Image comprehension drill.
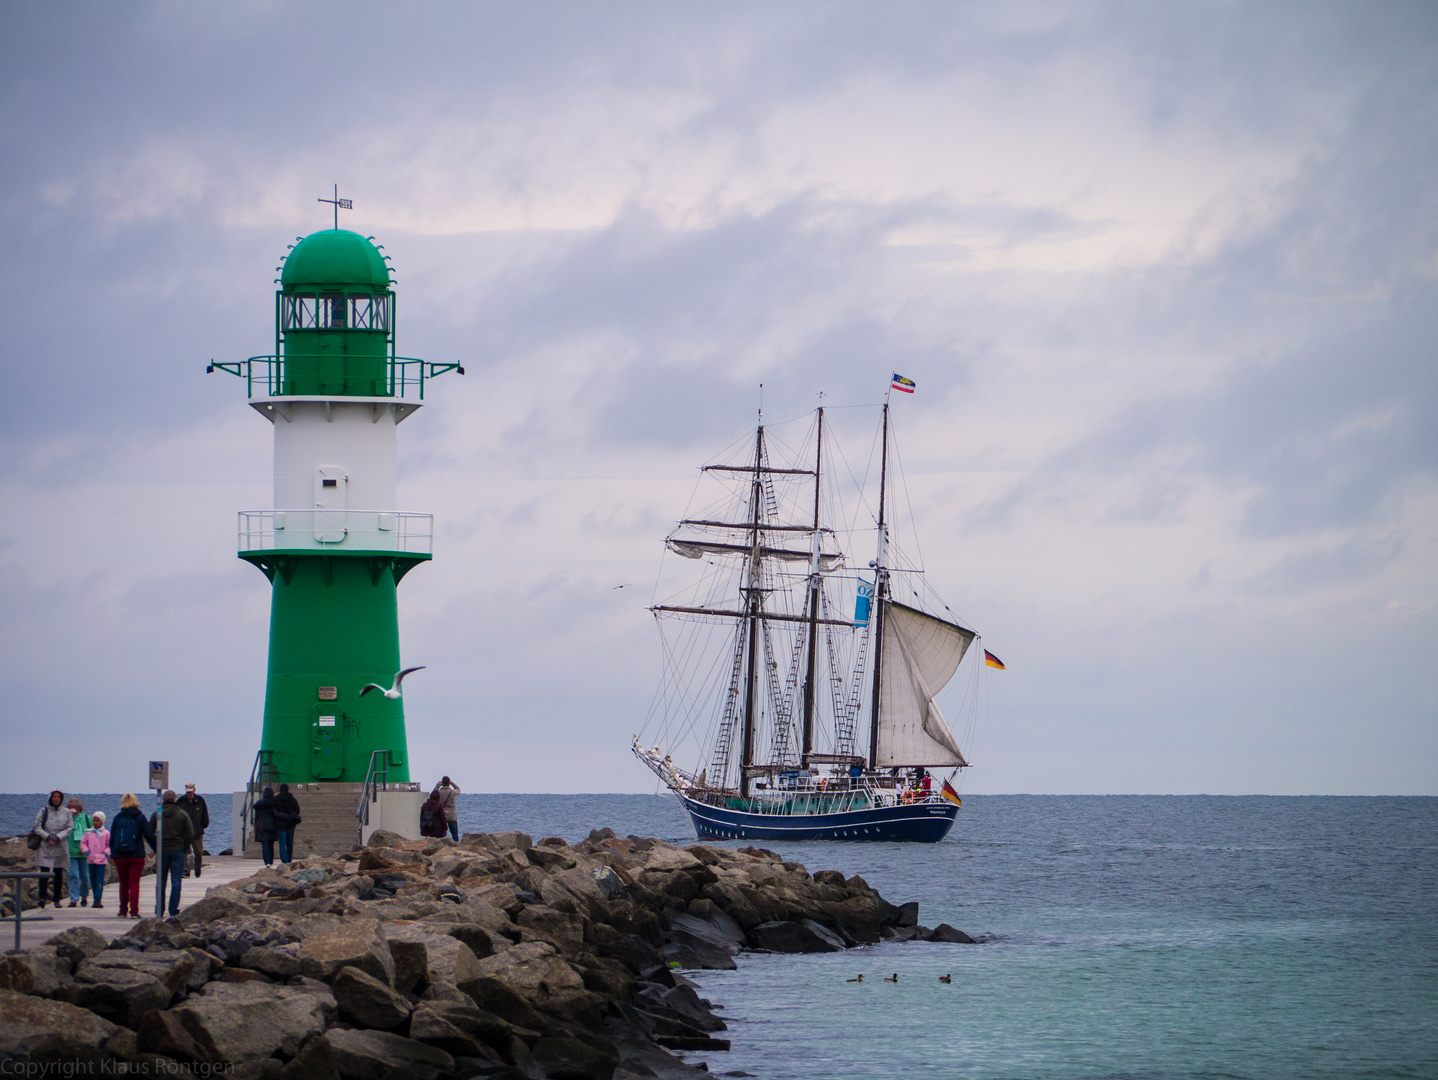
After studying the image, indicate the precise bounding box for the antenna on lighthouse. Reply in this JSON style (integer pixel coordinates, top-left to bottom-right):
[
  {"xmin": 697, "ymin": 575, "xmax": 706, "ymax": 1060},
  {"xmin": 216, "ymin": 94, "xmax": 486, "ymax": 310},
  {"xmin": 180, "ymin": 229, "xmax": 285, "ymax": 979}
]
[{"xmin": 317, "ymin": 184, "xmax": 353, "ymax": 230}]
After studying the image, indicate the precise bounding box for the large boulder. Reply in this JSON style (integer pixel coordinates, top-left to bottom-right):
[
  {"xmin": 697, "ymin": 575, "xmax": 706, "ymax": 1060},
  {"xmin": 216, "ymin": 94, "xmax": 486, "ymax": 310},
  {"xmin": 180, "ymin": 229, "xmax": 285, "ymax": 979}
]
[
  {"xmin": 407, "ymin": 1000, "xmax": 514, "ymax": 1059},
  {"xmin": 6, "ymin": 947, "xmax": 73, "ymax": 997},
  {"xmin": 332, "ymin": 966, "xmax": 413, "ymax": 1031},
  {"xmin": 298, "ymin": 917, "xmax": 394, "ymax": 985},
  {"xmin": 0, "ymin": 987, "xmax": 121, "ymax": 1059},
  {"xmin": 325, "ymin": 1028, "xmax": 456, "ymax": 1080},
  {"xmin": 48, "ymin": 925, "xmax": 108, "ymax": 969},
  {"xmin": 385, "ymin": 925, "xmax": 485, "ymax": 994},
  {"xmin": 929, "ymin": 923, "xmax": 977, "ymax": 944},
  {"xmin": 463, "ymin": 940, "xmax": 583, "ymax": 1002},
  {"xmin": 748, "ymin": 920, "xmax": 844, "ymax": 953},
  {"xmin": 238, "ymin": 945, "xmax": 303, "ymax": 980},
  {"xmin": 176, "ymin": 891, "xmax": 254, "ymax": 927},
  {"xmin": 79, "ymin": 948, "xmax": 195, "ymax": 996},
  {"xmin": 530, "ymin": 1035, "xmax": 619, "ymax": 1080},
  {"xmin": 137, "ymin": 1008, "xmax": 208, "ymax": 1063},
  {"xmin": 169, "ymin": 980, "xmax": 337, "ymax": 1062},
  {"xmin": 64, "ymin": 964, "xmax": 175, "ymax": 1028}
]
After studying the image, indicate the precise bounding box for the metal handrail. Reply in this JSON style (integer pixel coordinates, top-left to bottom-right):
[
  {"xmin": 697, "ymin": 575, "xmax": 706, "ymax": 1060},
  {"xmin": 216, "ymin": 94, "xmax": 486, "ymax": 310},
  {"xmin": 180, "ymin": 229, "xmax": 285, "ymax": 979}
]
[
  {"xmin": 239, "ymin": 750, "xmax": 276, "ymax": 854},
  {"xmin": 357, "ymin": 750, "xmax": 389, "ymax": 843},
  {"xmin": 208, "ymin": 355, "xmax": 462, "ymax": 400},
  {"xmin": 1, "ymin": 872, "xmax": 55, "ymax": 951}
]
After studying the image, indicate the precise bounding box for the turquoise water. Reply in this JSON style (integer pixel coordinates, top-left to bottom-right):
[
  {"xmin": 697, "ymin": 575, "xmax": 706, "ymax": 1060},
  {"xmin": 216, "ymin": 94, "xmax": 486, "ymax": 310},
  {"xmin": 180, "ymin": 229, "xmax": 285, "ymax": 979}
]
[{"xmin": 6, "ymin": 794, "xmax": 1434, "ymax": 1078}]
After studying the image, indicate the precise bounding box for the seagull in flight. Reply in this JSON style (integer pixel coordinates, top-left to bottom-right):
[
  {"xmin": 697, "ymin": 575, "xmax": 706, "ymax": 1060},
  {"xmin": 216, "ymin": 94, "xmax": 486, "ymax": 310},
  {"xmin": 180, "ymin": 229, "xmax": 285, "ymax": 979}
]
[{"xmin": 360, "ymin": 667, "xmax": 425, "ymax": 700}]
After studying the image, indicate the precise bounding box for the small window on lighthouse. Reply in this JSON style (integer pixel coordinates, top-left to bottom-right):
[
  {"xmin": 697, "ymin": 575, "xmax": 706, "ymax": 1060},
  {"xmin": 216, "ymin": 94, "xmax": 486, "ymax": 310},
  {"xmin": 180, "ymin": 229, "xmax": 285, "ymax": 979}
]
[{"xmin": 322, "ymin": 479, "xmax": 338, "ymax": 488}]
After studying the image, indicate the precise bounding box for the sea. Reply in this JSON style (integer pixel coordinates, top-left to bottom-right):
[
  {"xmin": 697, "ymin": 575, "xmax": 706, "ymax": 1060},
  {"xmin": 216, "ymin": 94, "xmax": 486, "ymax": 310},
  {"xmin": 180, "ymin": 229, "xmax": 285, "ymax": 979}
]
[{"xmin": 4, "ymin": 793, "xmax": 1435, "ymax": 1079}]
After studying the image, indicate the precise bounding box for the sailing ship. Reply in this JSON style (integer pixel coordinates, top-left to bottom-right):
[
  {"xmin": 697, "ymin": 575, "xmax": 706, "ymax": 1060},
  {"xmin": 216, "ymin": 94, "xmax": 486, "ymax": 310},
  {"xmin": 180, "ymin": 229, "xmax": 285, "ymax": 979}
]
[{"xmin": 633, "ymin": 389, "xmax": 989, "ymax": 842}]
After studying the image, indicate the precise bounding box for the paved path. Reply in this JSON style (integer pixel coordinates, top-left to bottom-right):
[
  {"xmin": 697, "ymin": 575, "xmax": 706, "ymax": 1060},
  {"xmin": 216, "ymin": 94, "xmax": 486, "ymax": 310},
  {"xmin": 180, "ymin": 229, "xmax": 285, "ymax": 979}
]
[{"xmin": 11, "ymin": 855, "xmax": 262, "ymax": 949}]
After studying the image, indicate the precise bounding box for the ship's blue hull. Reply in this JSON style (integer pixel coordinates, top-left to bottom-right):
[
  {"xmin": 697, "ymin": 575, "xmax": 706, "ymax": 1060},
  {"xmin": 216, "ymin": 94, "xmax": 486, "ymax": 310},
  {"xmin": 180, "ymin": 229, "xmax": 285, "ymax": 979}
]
[{"xmin": 679, "ymin": 793, "xmax": 958, "ymax": 843}]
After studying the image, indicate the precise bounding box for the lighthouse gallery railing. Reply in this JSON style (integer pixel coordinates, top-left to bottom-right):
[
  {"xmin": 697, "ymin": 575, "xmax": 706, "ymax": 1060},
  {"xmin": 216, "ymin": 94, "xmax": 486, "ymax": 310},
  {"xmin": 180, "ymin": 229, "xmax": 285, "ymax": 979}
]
[
  {"xmin": 208, "ymin": 355, "xmax": 462, "ymax": 400},
  {"xmin": 238, "ymin": 510, "xmax": 433, "ymax": 554}
]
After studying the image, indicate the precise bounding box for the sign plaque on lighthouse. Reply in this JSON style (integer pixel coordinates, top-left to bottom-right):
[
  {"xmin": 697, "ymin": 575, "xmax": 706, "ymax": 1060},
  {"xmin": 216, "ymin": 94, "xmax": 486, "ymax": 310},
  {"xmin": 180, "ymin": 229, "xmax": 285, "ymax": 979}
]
[{"xmin": 212, "ymin": 198, "xmax": 461, "ymax": 855}]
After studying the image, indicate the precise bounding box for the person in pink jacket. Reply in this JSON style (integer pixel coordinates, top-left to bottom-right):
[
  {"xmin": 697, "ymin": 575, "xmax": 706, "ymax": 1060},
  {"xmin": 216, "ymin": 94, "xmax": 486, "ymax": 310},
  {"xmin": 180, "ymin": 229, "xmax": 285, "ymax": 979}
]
[{"xmin": 80, "ymin": 812, "xmax": 111, "ymax": 910}]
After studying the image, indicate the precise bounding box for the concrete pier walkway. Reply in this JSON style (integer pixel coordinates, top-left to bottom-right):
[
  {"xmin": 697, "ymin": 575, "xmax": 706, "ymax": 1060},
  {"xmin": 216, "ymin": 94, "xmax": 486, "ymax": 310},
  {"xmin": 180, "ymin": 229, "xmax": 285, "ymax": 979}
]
[{"xmin": 13, "ymin": 855, "xmax": 260, "ymax": 950}]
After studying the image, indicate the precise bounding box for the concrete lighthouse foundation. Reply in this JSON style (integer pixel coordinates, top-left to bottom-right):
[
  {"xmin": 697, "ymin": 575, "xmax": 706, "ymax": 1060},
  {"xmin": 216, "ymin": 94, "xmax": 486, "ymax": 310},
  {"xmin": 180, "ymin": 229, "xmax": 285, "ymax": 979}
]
[{"xmin": 212, "ymin": 225, "xmax": 461, "ymax": 856}]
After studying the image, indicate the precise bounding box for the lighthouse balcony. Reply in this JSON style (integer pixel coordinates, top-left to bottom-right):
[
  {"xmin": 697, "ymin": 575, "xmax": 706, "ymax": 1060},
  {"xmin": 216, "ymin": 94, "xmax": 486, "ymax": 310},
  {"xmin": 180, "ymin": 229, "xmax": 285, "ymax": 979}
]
[
  {"xmin": 238, "ymin": 509, "xmax": 433, "ymax": 554},
  {"xmin": 210, "ymin": 355, "xmax": 462, "ymax": 400}
]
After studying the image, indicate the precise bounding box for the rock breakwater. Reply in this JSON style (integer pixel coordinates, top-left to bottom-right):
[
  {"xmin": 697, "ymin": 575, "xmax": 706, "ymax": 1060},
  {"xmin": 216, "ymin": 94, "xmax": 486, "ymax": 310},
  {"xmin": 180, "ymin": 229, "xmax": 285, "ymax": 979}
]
[{"xmin": 0, "ymin": 827, "xmax": 973, "ymax": 1078}]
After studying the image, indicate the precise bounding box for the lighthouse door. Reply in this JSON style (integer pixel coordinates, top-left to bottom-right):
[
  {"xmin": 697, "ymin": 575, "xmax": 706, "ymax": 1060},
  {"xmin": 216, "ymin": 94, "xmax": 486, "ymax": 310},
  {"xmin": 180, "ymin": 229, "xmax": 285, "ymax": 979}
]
[
  {"xmin": 314, "ymin": 466, "xmax": 348, "ymax": 543},
  {"xmin": 311, "ymin": 708, "xmax": 346, "ymax": 780}
]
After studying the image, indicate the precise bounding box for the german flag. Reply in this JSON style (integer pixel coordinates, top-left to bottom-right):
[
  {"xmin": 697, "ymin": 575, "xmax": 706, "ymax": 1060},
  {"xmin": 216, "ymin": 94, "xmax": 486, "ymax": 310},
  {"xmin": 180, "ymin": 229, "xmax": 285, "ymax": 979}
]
[
  {"xmin": 941, "ymin": 781, "xmax": 962, "ymax": 807},
  {"xmin": 984, "ymin": 650, "xmax": 1005, "ymax": 670}
]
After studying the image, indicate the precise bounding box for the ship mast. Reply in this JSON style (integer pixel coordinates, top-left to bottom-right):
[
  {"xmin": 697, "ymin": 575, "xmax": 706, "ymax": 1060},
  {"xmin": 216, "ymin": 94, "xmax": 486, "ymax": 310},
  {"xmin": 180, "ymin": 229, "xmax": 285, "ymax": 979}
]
[
  {"xmin": 739, "ymin": 423, "xmax": 765, "ymax": 797},
  {"xmin": 800, "ymin": 407, "xmax": 823, "ymax": 764},
  {"xmin": 867, "ymin": 400, "xmax": 890, "ymax": 769}
]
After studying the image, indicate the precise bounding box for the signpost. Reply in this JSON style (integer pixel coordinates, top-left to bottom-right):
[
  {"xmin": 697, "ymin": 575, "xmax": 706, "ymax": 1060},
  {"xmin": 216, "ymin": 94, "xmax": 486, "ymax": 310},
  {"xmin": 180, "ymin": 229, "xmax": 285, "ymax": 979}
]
[{"xmin": 150, "ymin": 761, "xmax": 168, "ymax": 917}]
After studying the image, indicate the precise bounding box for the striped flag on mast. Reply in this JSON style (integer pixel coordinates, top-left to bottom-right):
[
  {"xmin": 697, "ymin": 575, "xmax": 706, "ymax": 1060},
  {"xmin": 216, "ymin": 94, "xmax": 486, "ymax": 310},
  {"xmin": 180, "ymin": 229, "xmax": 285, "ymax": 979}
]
[{"xmin": 891, "ymin": 373, "xmax": 916, "ymax": 393}]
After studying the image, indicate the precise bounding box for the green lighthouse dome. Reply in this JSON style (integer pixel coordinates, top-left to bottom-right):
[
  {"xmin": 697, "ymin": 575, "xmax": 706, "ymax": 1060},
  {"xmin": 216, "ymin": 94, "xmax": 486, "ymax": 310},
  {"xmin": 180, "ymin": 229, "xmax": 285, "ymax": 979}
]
[{"xmin": 281, "ymin": 229, "xmax": 390, "ymax": 291}]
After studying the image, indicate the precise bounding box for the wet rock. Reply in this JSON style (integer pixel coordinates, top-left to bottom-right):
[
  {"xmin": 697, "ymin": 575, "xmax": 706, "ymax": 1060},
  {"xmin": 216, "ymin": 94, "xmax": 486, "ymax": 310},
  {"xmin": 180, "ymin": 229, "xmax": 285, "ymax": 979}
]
[
  {"xmin": 531, "ymin": 1034, "xmax": 620, "ymax": 1080},
  {"xmin": 929, "ymin": 923, "xmax": 977, "ymax": 944},
  {"xmin": 656, "ymin": 941, "xmax": 736, "ymax": 971},
  {"xmin": 748, "ymin": 920, "xmax": 844, "ymax": 954},
  {"xmin": 298, "ymin": 916, "xmax": 395, "ymax": 985},
  {"xmin": 667, "ymin": 910, "xmax": 746, "ymax": 955},
  {"xmin": 456, "ymin": 976, "xmax": 554, "ymax": 1034},
  {"xmin": 0, "ymin": 987, "xmax": 121, "ymax": 1058},
  {"xmin": 326, "ymin": 1027, "xmax": 456, "ymax": 1080},
  {"xmin": 896, "ymin": 901, "xmax": 919, "ymax": 927},
  {"xmin": 169, "ymin": 979, "xmax": 337, "ymax": 1062},
  {"xmin": 654, "ymin": 985, "xmax": 725, "ymax": 1033}
]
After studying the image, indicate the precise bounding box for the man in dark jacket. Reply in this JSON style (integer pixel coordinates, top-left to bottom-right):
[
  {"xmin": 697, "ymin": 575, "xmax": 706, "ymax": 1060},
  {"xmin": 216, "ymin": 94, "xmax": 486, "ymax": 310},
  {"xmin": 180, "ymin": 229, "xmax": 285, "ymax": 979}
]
[
  {"xmin": 178, "ymin": 783, "xmax": 210, "ymax": 877},
  {"xmin": 148, "ymin": 790, "xmax": 195, "ymax": 918},
  {"xmin": 274, "ymin": 784, "xmax": 302, "ymax": 864}
]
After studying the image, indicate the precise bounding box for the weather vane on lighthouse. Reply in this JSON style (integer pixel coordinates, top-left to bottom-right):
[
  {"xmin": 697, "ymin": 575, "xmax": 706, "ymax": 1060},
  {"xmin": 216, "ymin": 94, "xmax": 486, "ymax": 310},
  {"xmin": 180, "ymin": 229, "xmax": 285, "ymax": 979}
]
[{"xmin": 317, "ymin": 184, "xmax": 352, "ymax": 230}]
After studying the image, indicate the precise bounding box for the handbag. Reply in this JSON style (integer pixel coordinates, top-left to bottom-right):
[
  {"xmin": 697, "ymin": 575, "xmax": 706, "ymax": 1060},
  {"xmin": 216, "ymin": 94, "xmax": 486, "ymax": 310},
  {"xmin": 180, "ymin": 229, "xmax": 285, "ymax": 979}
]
[{"xmin": 26, "ymin": 832, "xmax": 42, "ymax": 851}]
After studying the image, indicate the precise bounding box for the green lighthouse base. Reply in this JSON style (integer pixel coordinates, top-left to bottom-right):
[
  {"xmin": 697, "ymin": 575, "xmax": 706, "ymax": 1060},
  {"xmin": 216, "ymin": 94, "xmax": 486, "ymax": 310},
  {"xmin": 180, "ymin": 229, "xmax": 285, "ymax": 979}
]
[{"xmin": 242, "ymin": 550, "xmax": 428, "ymax": 785}]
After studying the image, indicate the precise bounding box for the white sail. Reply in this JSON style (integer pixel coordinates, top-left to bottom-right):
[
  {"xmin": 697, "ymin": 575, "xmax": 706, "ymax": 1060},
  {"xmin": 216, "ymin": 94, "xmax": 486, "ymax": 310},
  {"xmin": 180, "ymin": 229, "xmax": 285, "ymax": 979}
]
[{"xmin": 875, "ymin": 602, "xmax": 975, "ymax": 767}]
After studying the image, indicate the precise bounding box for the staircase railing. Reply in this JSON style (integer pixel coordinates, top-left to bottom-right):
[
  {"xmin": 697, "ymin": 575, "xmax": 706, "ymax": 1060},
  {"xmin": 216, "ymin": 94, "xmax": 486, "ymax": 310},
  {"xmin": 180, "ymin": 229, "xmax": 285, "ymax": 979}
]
[
  {"xmin": 239, "ymin": 750, "xmax": 277, "ymax": 854},
  {"xmin": 356, "ymin": 750, "xmax": 389, "ymax": 844}
]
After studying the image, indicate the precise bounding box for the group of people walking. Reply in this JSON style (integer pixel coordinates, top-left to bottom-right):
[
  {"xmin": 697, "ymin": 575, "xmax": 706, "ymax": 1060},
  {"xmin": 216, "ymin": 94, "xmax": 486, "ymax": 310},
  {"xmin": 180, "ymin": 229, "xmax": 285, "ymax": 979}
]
[{"xmin": 29, "ymin": 785, "xmax": 210, "ymax": 919}]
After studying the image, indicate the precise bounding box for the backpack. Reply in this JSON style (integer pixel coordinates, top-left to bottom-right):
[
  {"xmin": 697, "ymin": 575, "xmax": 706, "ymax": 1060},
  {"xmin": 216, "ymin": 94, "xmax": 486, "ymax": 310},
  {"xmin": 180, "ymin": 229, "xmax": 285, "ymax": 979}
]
[
  {"xmin": 112, "ymin": 813, "xmax": 140, "ymax": 856},
  {"xmin": 420, "ymin": 804, "xmax": 438, "ymax": 835}
]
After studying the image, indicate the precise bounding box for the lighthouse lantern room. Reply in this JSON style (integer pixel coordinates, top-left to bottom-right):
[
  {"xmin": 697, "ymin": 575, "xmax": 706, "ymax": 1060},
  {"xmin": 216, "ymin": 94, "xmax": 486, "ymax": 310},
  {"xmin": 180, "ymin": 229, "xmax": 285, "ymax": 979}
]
[{"xmin": 211, "ymin": 218, "xmax": 460, "ymax": 856}]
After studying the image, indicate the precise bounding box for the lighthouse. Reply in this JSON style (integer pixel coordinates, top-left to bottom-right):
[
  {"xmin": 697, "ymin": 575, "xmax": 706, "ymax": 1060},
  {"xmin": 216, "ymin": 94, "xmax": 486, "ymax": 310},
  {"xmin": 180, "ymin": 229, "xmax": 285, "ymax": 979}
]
[{"xmin": 212, "ymin": 214, "xmax": 460, "ymax": 854}]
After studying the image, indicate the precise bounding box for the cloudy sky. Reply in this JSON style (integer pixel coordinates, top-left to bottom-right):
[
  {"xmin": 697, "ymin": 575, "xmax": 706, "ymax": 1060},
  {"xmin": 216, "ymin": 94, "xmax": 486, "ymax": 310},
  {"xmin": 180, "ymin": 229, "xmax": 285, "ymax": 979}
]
[{"xmin": 1, "ymin": 2, "xmax": 1433, "ymax": 796}]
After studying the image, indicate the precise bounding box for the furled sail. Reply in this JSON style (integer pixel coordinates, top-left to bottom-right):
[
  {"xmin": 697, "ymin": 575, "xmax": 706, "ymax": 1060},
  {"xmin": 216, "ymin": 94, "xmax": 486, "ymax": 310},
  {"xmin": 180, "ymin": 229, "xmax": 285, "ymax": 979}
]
[
  {"xmin": 874, "ymin": 601, "xmax": 975, "ymax": 767},
  {"xmin": 667, "ymin": 538, "xmax": 842, "ymax": 570}
]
